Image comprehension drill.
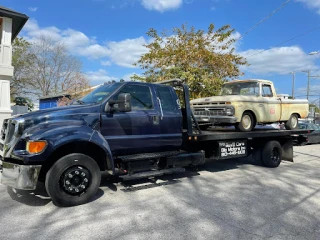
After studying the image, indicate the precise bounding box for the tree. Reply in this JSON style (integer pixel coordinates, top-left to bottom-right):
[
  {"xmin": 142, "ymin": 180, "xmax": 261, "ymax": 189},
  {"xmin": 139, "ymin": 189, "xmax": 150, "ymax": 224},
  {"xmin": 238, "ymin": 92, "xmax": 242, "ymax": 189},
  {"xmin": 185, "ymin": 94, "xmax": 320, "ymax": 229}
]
[
  {"xmin": 25, "ymin": 36, "xmax": 90, "ymax": 98},
  {"xmin": 11, "ymin": 37, "xmax": 36, "ymax": 99},
  {"xmin": 133, "ymin": 23, "xmax": 248, "ymax": 97},
  {"xmin": 12, "ymin": 36, "xmax": 90, "ymax": 101},
  {"xmin": 14, "ymin": 97, "xmax": 34, "ymax": 111}
]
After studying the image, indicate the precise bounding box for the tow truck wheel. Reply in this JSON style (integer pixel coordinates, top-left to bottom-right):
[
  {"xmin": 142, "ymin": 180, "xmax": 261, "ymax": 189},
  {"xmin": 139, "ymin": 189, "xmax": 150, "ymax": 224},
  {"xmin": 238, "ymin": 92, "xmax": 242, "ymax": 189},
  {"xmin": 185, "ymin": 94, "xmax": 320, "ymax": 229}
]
[
  {"xmin": 262, "ymin": 141, "xmax": 282, "ymax": 168},
  {"xmin": 285, "ymin": 114, "xmax": 299, "ymax": 130},
  {"xmin": 45, "ymin": 153, "xmax": 101, "ymax": 207},
  {"xmin": 235, "ymin": 112, "xmax": 255, "ymax": 132}
]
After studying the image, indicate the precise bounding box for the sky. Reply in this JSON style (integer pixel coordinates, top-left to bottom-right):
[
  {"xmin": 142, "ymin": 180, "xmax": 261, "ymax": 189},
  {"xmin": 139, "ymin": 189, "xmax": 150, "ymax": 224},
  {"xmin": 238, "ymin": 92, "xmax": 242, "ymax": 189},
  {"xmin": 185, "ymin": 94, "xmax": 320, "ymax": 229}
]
[{"xmin": 4, "ymin": 0, "xmax": 320, "ymax": 103}]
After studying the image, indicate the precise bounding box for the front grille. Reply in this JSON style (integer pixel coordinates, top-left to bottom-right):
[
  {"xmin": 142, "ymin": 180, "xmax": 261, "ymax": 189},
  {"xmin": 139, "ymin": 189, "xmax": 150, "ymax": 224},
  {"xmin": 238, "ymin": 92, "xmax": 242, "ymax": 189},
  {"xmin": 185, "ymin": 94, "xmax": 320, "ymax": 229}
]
[
  {"xmin": 192, "ymin": 102, "xmax": 226, "ymax": 106},
  {"xmin": 1, "ymin": 119, "xmax": 8, "ymax": 141},
  {"xmin": 0, "ymin": 119, "xmax": 15, "ymax": 144},
  {"xmin": 194, "ymin": 108, "xmax": 227, "ymax": 116}
]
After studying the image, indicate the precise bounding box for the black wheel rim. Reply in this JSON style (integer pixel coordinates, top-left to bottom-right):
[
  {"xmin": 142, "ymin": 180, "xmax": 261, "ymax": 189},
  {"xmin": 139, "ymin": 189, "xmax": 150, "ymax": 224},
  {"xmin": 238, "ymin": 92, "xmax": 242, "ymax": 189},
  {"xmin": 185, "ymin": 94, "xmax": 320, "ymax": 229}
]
[
  {"xmin": 270, "ymin": 147, "xmax": 280, "ymax": 164},
  {"xmin": 60, "ymin": 166, "xmax": 91, "ymax": 196}
]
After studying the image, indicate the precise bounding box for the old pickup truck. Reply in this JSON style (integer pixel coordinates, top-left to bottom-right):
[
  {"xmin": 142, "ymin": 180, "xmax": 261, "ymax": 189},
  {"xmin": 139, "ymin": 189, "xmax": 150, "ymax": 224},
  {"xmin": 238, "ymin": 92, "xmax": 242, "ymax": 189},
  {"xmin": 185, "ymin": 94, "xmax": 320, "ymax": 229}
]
[{"xmin": 190, "ymin": 79, "xmax": 309, "ymax": 131}]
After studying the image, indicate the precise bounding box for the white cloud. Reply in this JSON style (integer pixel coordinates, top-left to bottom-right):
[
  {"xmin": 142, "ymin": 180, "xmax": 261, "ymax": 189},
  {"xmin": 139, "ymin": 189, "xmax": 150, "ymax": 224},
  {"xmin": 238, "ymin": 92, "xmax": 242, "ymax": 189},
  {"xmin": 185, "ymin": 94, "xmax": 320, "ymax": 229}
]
[
  {"xmin": 28, "ymin": 7, "xmax": 38, "ymax": 12},
  {"xmin": 295, "ymin": 0, "xmax": 320, "ymax": 14},
  {"xmin": 101, "ymin": 60, "xmax": 112, "ymax": 66},
  {"xmin": 22, "ymin": 19, "xmax": 145, "ymax": 67},
  {"xmin": 85, "ymin": 69, "xmax": 117, "ymax": 84},
  {"xmin": 239, "ymin": 46, "xmax": 319, "ymax": 75},
  {"xmin": 106, "ymin": 37, "xmax": 149, "ymax": 68},
  {"xmin": 141, "ymin": 0, "xmax": 182, "ymax": 12}
]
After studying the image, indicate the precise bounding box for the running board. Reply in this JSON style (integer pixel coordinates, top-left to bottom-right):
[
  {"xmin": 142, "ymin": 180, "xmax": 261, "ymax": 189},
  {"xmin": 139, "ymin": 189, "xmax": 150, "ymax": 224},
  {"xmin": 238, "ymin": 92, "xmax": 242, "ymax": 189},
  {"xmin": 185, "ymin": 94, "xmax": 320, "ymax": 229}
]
[
  {"xmin": 120, "ymin": 151, "xmax": 181, "ymax": 162},
  {"xmin": 120, "ymin": 168, "xmax": 185, "ymax": 181}
]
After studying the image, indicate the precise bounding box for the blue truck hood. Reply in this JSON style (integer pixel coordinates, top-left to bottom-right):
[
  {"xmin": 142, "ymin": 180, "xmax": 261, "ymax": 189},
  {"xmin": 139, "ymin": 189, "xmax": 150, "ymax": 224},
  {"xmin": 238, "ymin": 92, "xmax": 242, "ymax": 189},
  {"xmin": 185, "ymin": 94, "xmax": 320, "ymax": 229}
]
[{"xmin": 13, "ymin": 104, "xmax": 101, "ymax": 130}]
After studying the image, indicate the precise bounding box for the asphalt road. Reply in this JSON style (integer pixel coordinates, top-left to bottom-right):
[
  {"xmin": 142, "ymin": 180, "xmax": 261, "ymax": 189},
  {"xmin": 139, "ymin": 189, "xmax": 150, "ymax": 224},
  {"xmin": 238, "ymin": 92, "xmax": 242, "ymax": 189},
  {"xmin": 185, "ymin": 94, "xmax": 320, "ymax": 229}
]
[{"xmin": 1, "ymin": 145, "xmax": 320, "ymax": 240}]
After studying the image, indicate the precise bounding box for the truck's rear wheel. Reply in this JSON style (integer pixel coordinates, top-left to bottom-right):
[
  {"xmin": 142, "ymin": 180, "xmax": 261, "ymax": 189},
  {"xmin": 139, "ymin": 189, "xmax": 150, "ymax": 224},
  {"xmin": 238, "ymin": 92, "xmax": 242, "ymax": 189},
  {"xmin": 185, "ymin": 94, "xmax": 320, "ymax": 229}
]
[
  {"xmin": 262, "ymin": 141, "xmax": 282, "ymax": 168},
  {"xmin": 285, "ymin": 114, "xmax": 299, "ymax": 130},
  {"xmin": 235, "ymin": 112, "xmax": 255, "ymax": 132},
  {"xmin": 45, "ymin": 153, "xmax": 101, "ymax": 207}
]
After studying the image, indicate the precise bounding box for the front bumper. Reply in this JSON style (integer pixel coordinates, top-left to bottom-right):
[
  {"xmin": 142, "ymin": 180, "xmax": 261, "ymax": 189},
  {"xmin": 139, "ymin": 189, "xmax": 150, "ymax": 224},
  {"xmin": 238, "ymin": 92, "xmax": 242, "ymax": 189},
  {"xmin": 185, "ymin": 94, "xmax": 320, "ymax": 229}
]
[
  {"xmin": 0, "ymin": 159, "xmax": 41, "ymax": 190},
  {"xmin": 194, "ymin": 115, "xmax": 237, "ymax": 124}
]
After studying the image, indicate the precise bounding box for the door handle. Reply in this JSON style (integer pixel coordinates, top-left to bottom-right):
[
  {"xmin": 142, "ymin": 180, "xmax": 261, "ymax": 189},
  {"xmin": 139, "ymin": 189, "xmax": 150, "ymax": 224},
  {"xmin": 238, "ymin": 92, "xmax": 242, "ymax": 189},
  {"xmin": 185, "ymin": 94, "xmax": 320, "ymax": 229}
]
[{"xmin": 149, "ymin": 115, "xmax": 160, "ymax": 125}]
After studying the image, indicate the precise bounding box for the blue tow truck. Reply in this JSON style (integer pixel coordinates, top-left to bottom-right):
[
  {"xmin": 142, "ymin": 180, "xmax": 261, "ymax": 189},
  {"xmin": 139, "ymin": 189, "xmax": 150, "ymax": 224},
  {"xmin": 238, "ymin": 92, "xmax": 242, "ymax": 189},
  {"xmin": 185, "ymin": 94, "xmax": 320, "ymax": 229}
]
[{"xmin": 0, "ymin": 79, "xmax": 303, "ymax": 206}]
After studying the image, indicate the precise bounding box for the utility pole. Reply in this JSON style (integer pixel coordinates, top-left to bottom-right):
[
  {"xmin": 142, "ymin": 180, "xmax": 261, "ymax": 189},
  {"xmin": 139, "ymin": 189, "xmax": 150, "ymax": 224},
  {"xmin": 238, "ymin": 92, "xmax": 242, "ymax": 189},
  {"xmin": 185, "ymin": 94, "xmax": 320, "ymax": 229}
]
[
  {"xmin": 302, "ymin": 70, "xmax": 311, "ymax": 101},
  {"xmin": 307, "ymin": 70, "xmax": 310, "ymax": 101},
  {"xmin": 290, "ymin": 71, "xmax": 295, "ymax": 99}
]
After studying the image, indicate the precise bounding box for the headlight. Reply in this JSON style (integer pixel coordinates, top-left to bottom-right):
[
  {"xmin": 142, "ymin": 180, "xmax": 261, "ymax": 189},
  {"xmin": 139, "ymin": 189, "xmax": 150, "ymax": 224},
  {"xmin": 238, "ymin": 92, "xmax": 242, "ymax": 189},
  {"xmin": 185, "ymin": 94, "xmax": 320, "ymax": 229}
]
[{"xmin": 226, "ymin": 108, "xmax": 234, "ymax": 116}]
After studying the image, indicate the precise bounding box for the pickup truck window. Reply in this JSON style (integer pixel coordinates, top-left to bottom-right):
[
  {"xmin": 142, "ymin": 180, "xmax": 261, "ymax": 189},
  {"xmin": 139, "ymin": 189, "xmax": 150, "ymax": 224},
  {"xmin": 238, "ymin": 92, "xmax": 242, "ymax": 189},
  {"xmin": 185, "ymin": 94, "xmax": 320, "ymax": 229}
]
[
  {"xmin": 220, "ymin": 82, "xmax": 259, "ymax": 96},
  {"xmin": 262, "ymin": 84, "xmax": 273, "ymax": 97},
  {"xmin": 113, "ymin": 85, "xmax": 153, "ymax": 110},
  {"xmin": 78, "ymin": 83, "xmax": 122, "ymax": 104},
  {"xmin": 156, "ymin": 86, "xmax": 176, "ymax": 111}
]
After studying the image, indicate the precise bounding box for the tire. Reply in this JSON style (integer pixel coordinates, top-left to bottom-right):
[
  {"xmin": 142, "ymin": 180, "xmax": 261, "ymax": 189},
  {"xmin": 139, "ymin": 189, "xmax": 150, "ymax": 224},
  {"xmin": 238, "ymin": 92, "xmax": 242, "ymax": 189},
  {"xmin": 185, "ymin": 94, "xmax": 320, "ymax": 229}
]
[
  {"xmin": 261, "ymin": 141, "xmax": 282, "ymax": 168},
  {"xmin": 235, "ymin": 112, "xmax": 255, "ymax": 132},
  {"xmin": 285, "ymin": 114, "xmax": 299, "ymax": 130},
  {"xmin": 45, "ymin": 153, "xmax": 101, "ymax": 207}
]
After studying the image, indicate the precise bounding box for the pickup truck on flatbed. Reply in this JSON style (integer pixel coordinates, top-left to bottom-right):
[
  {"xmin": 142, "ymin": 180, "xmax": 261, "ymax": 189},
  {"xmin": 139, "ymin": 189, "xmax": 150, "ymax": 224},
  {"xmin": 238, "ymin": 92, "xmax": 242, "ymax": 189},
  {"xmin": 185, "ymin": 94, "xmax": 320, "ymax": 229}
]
[
  {"xmin": 190, "ymin": 79, "xmax": 309, "ymax": 131},
  {"xmin": 0, "ymin": 79, "xmax": 306, "ymax": 206}
]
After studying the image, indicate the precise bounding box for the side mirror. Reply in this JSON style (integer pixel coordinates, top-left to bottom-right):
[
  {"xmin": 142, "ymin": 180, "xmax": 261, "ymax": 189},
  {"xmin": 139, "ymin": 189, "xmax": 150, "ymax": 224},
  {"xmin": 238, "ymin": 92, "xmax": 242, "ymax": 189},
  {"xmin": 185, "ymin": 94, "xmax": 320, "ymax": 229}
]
[
  {"xmin": 105, "ymin": 99, "xmax": 116, "ymax": 113},
  {"xmin": 118, "ymin": 93, "xmax": 131, "ymax": 112}
]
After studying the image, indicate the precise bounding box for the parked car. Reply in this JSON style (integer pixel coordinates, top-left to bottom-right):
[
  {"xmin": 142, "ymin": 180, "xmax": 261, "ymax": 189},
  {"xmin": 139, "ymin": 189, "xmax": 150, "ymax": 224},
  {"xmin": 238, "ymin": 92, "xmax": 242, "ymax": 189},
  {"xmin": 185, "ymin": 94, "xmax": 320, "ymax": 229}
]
[
  {"xmin": 294, "ymin": 122, "xmax": 320, "ymax": 145},
  {"xmin": 190, "ymin": 79, "xmax": 309, "ymax": 131}
]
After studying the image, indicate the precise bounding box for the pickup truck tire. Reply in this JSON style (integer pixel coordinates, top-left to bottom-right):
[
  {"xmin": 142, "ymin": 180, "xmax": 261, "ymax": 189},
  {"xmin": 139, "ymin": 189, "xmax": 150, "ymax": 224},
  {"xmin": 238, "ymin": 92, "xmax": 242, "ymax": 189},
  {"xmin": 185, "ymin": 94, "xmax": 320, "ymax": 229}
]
[
  {"xmin": 45, "ymin": 153, "xmax": 101, "ymax": 207},
  {"xmin": 285, "ymin": 114, "xmax": 299, "ymax": 130},
  {"xmin": 235, "ymin": 112, "xmax": 255, "ymax": 132},
  {"xmin": 261, "ymin": 141, "xmax": 282, "ymax": 168}
]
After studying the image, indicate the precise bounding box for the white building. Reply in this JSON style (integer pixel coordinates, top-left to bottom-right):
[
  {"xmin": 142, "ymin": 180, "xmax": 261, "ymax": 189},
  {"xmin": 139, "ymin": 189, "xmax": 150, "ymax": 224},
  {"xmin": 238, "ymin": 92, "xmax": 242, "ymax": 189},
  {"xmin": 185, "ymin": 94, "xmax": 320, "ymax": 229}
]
[{"xmin": 0, "ymin": 6, "xmax": 28, "ymax": 126}]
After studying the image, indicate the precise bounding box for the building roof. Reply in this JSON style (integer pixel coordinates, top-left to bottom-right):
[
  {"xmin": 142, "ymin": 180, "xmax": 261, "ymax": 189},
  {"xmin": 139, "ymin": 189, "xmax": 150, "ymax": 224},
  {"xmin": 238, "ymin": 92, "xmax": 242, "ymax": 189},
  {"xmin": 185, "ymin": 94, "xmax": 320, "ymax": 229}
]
[
  {"xmin": 0, "ymin": 6, "xmax": 29, "ymax": 41},
  {"xmin": 39, "ymin": 94, "xmax": 71, "ymax": 100}
]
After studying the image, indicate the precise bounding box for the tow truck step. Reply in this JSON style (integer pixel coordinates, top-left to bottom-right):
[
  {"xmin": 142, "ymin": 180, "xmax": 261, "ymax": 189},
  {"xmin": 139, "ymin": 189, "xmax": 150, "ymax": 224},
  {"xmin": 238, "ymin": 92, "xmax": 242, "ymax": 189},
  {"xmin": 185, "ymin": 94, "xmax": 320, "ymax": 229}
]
[
  {"xmin": 120, "ymin": 151, "xmax": 181, "ymax": 162},
  {"xmin": 120, "ymin": 167, "xmax": 185, "ymax": 181}
]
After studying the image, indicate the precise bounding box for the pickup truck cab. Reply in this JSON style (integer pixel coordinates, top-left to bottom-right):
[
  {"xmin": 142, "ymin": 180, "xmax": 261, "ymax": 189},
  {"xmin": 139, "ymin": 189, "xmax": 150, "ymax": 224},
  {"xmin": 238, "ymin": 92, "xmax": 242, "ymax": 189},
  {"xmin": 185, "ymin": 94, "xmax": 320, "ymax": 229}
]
[
  {"xmin": 0, "ymin": 79, "xmax": 306, "ymax": 207},
  {"xmin": 190, "ymin": 79, "xmax": 309, "ymax": 131}
]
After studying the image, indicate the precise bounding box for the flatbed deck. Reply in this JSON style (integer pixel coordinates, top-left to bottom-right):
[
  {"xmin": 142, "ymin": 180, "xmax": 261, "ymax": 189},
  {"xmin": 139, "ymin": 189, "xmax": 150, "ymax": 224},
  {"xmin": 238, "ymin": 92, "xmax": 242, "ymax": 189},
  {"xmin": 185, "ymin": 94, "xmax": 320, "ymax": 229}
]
[{"xmin": 188, "ymin": 129, "xmax": 308, "ymax": 142}]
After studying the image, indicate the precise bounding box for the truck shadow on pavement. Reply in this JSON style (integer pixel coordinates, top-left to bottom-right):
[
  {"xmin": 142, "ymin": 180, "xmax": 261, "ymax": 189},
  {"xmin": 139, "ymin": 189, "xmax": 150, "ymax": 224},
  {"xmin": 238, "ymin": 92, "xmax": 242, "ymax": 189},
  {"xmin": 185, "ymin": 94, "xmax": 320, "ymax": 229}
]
[
  {"xmin": 6, "ymin": 182, "xmax": 105, "ymax": 207},
  {"xmin": 6, "ymin": 157, "xmax": 254, "ymax": 206},
  {"xmin": 100, "ymin": 157, "xmax": 254, "ymax": 193}
]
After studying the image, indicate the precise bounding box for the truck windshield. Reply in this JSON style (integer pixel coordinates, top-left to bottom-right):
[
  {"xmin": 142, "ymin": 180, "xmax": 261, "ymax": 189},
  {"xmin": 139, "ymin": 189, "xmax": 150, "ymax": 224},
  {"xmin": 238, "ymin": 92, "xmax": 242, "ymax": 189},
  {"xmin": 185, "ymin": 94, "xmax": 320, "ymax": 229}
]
[
  {"xmin": 76, "ymin": 83, "xmax": 122, "ymax": 104},
  {"xmin": 220, "ymin": 82, "xmax": 260, "ymax": 96}
]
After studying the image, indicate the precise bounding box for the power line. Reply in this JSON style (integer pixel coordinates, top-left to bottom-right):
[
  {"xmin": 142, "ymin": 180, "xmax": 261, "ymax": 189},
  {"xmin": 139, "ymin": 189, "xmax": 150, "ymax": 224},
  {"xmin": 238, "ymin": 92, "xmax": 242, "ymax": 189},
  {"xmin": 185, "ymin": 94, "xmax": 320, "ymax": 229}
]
[
  {"xmin": 238, "ymin": 0, "xmax": 291, "ymax": 40},
  {"xmin": 246, "ymin": 25, "xmax": 320, "ymax": 58}
]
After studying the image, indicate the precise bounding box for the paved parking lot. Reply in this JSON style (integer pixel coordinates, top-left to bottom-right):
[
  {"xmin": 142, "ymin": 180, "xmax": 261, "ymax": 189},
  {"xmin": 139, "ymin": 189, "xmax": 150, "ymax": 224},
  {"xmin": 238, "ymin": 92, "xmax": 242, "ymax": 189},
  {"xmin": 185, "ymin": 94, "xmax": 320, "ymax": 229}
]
[{"xmin": 1, "ymin": 145, "xmax": 320, "ymax": 240}]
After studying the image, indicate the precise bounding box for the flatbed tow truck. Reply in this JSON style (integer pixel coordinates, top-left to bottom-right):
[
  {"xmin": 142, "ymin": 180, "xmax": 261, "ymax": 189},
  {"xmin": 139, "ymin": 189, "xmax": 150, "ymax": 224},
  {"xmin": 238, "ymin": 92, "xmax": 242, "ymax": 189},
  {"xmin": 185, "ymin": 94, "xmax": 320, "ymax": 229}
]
[{"xmin": 0, "ymin": 79, "xmax": 306, "ymax": 206}]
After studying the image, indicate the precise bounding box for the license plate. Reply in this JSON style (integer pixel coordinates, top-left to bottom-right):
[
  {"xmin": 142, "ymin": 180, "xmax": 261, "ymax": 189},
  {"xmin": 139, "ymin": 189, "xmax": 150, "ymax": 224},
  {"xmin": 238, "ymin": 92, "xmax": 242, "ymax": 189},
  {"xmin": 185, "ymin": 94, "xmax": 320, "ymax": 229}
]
[{"xmin": 218, "ymin": 140, "xmax": 247, "ymax": 159}]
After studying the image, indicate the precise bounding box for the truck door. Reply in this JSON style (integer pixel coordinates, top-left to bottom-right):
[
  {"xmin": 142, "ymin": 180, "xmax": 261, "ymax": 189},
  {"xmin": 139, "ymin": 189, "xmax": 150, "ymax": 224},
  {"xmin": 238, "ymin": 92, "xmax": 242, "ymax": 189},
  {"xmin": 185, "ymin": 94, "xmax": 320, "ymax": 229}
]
[
  {"xmin": 101, "ymin": 84, "xmax": 161, "ymax": 155},
  {"xmin": 261, "ymin": 84, "xmax": 281, "ymax": 122},
  {"xmin": 155, "ymin": 85, "xmax": 182, "ymax": 151}
]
